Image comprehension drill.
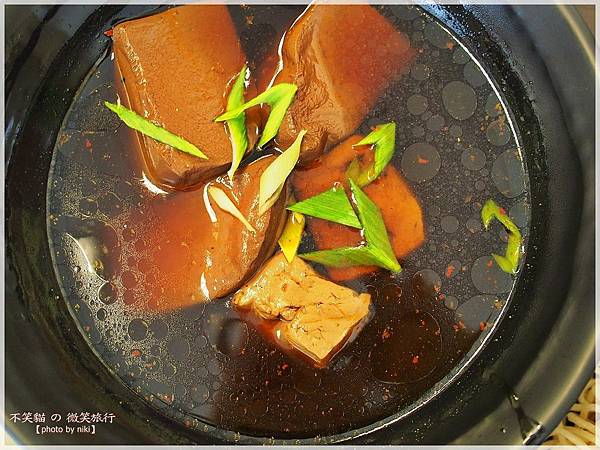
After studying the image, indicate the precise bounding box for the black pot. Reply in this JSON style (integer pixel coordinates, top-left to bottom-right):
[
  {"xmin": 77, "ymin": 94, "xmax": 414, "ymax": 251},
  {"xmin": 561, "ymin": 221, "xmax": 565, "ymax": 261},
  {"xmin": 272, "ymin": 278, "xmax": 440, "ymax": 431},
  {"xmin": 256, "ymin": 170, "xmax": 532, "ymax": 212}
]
[{"xmin": 5, "ymin": 4, "xmax": 594, "ymax": 445}]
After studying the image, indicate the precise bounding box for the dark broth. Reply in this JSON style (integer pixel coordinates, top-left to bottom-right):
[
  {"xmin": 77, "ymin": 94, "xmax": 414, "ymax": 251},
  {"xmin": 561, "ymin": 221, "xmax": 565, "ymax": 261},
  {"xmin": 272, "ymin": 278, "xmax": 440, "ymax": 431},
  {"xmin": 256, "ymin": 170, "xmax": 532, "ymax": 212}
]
[{"xmin": 47, "ymin": 4, "xmax": 530, "ymax": 440}]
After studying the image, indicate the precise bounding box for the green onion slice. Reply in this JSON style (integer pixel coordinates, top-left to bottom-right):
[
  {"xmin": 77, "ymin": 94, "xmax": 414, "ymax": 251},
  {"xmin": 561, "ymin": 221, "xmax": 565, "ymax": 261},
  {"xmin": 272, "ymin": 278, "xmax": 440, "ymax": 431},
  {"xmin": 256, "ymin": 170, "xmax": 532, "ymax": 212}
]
[
  {"xmin": 215, "ymin": 83, "xmax": 297, "ymax": 148},
  {"xmin": 481, "ymin": 199, "xmax": 522, "ymax": 274},
  {"xmin": 104, "ymin": 101, "xmax": 207, "ymax": 159}
]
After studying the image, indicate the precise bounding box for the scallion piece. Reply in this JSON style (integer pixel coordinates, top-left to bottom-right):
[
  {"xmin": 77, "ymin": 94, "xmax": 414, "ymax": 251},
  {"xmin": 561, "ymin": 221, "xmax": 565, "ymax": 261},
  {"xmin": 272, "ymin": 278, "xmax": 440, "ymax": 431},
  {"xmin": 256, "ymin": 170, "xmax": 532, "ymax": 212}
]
[
  {"xmin": 226, "ymin": 65, "xmax": 249, "ymax": 180},
  {"xmin": 481, "ymin": 199, "xmax": 522, "ymax": 274},
  {"xmin": 346, "ymin": 122, "xmax": 396, "ymax": 187},
  {"xmin": 349, "ymin": 179, "xmax": 400, "ymax": 271},
  {"xmin": 208, "ymin": 186, "xmax": 256, "ymax": 233},
  {"xmin": 258, "ymin": 130, "xmax": 306, "ymax": 215},
  {"xmin": 278, "ymin": 211, "xmax": 306, "ymax": 263},
  {"xmin": 104, "ymin": 101, "xmax": 207, "ymax": 159},
  {"xmin": 215, "ymin": 83, "xmax": 297, "ymax": 148},
  {"xmin": 300, "ymin": 180, "xmax": 401, "ymax": 272},
  {"xmin": 287, "ymin": 185, "xmax": 361, "ymax": 229}
]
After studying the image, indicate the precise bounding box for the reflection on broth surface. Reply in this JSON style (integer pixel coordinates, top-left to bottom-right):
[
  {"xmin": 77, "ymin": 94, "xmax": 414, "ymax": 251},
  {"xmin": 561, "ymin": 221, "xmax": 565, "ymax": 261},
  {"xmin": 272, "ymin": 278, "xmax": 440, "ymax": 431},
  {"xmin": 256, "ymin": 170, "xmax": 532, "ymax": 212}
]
[{"xmin": 47, "ymin": 4, "xmax": 530, "ymax": 439}]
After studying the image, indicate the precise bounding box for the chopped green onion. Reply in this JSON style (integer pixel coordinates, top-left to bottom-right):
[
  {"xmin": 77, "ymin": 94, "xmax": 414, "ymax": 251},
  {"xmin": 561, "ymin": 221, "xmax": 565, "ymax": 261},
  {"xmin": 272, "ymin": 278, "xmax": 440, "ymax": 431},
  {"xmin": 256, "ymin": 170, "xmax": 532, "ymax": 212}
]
[
  {"xmin": 348, "ymin": 179, "xmax": 400, "ymax": 272},
  {"xmin": 300, "ymin": 246, "xmax": 381, "ymax": 268},
  {"xmin": 208, "ymin": 186, "xmax": 256, "ymax": 233},
  {"xmin": 215, "ymin": 83, "xmax": 297, "ymax": 148},
  {"xmin": 287, "ymin": 185, "xmax": 361, "ymax": 229},
  {"xmin": 481, "ymin": 199, "xmax": 522, "ymax": 274},
  {"xmin": 278, "ymin": 211, "xmax": 305, "ymax": 263},
  {"xmin": 104, "ymin": 101, "xmax": 207, "ymax": 159},
  {"xmin": 226, "ymin": 65, "xmax": 249, "ymax": 180},
  {"xmin": 300, "ymin": 180, "xmax": 401, "ymax": 272},
  {"xmin": 258, "ymin": 130, "xmax": 306, "ymax": 216},
  {"xmin": 346, "ymin": 122, "xmax": 396, "ymax": 187}
]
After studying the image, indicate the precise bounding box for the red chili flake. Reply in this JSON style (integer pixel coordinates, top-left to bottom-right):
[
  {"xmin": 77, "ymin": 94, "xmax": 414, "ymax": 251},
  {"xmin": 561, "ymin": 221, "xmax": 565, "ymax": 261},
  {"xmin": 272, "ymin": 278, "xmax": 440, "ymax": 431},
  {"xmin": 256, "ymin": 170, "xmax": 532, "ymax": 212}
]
[
  {"xmin": 446, "ymin": 42, "xmax": 455, "ymax": 50},
  {"xmin": 417, "ymin": 156, "xmax": 429, "ymax": 164},
  {"xmin": 479, "ymin": 322, "xmax": 487, "ymax": 331},
  {"xmin": 412, "ymin": 355, "xmax": 419, "ymax": 364},
  {"xmin": 84, "ymin": 139, "xmax": 93, "ymax": 150},
  {"xmin": 499, "ymin": 207, "xmax": 507, "ymax": 215},
  {"xmin": 438, "ymin": 293, "xmax": 446, "ymax": 301},
  {"xmin": 382, "ymin": 328, "xmax": 392, "ymax": 341},
  {"xmin": 103, "ymin": 29, "xmax": 113, "ymax": 37},
  {"xmin": 458, "ymin": 320, "xmax": 466, "ymax": 330},
  {"xmin": 281, "ymin": 363, "xmax": 289, "ymax": 370},
  {"xmin": 452, "ymin": 324, "xmax": 460, "ymax": 332},
  {"xmin": 446, "ymin": 264, "xmax": 455, "ymax": 278},
  {"xmin": 131, "ymin": 349, "xmax": 141, "ymax": 357},
  {"xmin": 487, "ymin": 259, "xmax": 494, "ymax": 268}
]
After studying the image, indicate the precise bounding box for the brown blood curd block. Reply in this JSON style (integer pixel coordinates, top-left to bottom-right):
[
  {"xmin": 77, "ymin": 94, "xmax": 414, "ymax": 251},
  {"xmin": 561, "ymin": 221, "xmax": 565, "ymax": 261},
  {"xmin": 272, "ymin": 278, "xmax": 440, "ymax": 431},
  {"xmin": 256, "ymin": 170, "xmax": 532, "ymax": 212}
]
[
  {"xmin": 112, "ymin": 5, "xmax": 261, "ymax": 191},
  {"xmin": 133, "ymin": 155, "xmax": 286, "ymax": 312},
  {"xmin": 259, "ymin": 4, "xmax": 414, "ymax": 163}
]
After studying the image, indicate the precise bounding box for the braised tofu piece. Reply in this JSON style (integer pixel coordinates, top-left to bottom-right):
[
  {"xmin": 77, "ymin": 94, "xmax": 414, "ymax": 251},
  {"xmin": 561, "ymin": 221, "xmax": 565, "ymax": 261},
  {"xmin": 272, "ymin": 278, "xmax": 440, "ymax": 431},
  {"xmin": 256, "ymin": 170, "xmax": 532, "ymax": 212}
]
[
  {"xmin": 233, "ymin": 253, "xmax": 371, "ymax": 366},
  {"xmin": 112, "ymin": 5, "xmax": 261, "ymax": 191},
  {"xmin": 260, "ymin": 5, "xmax": 414, "ymax": 163},
  {"xmin": 137, "ymin": 156, "xmax": 287, "ymax": 312},
  {"xmin": 293, "ymin": 135, "xmax": 425, "ymax": 281}
]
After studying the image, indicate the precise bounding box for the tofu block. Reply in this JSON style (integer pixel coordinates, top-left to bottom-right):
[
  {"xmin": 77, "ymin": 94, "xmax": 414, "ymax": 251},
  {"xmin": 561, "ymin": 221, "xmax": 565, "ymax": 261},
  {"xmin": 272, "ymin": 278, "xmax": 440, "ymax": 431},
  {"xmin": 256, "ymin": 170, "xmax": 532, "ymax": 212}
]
[
  {"xmin": 112, "ymin": 5, "xmax": 261, "ymax": 190},
  {"xmin": 292, "ymin": 135, "xmax": 425, "ymax": 281},
  {"xmin": 260, "ymin": 4, "xmax": 414, "ymax": 163},
  {"xmin": 233, "ymin": 253, "xmax": 371, "ymax": 366}
]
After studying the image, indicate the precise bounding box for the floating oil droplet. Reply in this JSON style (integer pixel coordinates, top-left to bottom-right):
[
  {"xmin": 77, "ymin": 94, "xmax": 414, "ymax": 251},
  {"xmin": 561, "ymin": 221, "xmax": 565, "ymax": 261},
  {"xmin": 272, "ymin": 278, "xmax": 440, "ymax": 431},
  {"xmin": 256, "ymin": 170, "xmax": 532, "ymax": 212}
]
[
  {"xmin": 509, "ymin": 201, "xmax": 529, "ymax": 228},
  {"xmin": 486, "ymin": 119, "xmax": 510, "ymax": 146},
  {"xmin": 461, "ymin": 147, "xmax": 486, "ymax": 171},
  {"xmin": 491, "ymin": 149, "xmax": 526, "ymax": 198},
  {"xmin": 466, "ymin": 217, "xmax": 482, "ymax": 234},
  {"xmin": 471, "ymin": 256, "xmax": 513, "ymax": 294},
  {"xmin": 455, "ymin": 294, "xmax": 497, "ymax": 330},
  {"xmin": 379, "ymin": 283, "xmax": 403, "ymax": 302},
  {"xmin": 149, "ymin": 319, "xmax": 168, "ymax": 339},
  {"xmin": 424, "ymin": 21, "xmax": 452, "ymax": 49},
  {"xmin": 444, "ymin": 295, "xmax": 459, "ymax": 311},
  {"xmin": 412, "ymin": 269, "xmax": 442, "ymax": 298},
  {"xmin": 128, "ymin": 318, "xmax": 148, "ymax": 341},
  {"xmin": 463, "ymin": 60, "xmax": 487, "ymax": 87},
  {"xmin": 442, "ymin": 80, "xmax": 477, "ymax": 120},
  {"xmin": 407, "ymin": 94, "xmax": 428, "ymax": 115},
  {"xmin": 97, "ymin": 308, "xmax": 107, "ymax": 321},
  {"xmin": 440, "ymin": 215, "xmax": 459, "ymax": 234},
  {"xmin": 98, "ymin": 282, "xmax": 118, "ymax": 305},
  {"xmin": 401, "ymin": 142, "xmax": 441, "ymax": 183},
  {"xmin": 485, "ymin": 92, "xmax": 502, "ymax": 117},
  {"xmin": 426, "ymin": 114, "xmax": 444, "ymax": 132},
  {"xmin": 452, "ymin": 46, "xmax": 470, "ymax": 64},
  {"xmin": 167, "ymin": 336, "xmax": 190, "ymax": 362},
  {"xmin": 410, "ymin": 63, "xmax": 431, "ymax": 81},
  {"xmin": 204, "ymin": 311, "xmax": 248, "ymax": 358},
  {"xmin": 121, "ymin": 270, "xmax": 138, "ymax": 289}
]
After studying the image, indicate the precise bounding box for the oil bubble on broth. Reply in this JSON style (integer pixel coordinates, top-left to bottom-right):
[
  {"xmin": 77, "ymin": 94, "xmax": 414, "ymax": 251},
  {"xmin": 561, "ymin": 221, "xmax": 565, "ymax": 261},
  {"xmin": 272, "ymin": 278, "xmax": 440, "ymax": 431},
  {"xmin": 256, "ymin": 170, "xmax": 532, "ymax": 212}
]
[{"xmin": 47, "ymin": 5, "xmax": 531, "ymax": 440}]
